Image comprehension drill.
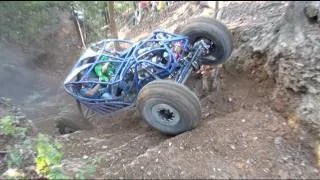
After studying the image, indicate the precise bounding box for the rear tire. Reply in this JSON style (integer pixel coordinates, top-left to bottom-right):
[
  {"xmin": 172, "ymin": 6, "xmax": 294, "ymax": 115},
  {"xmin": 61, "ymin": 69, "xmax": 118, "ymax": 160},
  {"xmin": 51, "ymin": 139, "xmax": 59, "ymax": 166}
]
[
  {"xmin": 137, "ymin": 80, "xmax": 201, "ymax": 135},
  {"xmin": 175, "ymin": 17, "xmax": 233, "ymax": 65}
]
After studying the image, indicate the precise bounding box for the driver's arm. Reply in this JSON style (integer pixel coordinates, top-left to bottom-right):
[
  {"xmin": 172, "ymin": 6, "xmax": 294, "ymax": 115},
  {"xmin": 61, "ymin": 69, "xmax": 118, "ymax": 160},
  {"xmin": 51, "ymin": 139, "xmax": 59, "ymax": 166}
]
[
  {"xmin": 101, "ymin": 63, "xmax": 110, "ymax": 74},
  {"xmin": 86, "ymin": 84, "xmax": 101, "ymax": 96}
]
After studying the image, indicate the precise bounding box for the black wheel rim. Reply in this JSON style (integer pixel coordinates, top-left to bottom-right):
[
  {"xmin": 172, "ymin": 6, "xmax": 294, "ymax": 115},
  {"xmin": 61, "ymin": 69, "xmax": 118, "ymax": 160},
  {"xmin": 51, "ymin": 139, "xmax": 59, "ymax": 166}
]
[
  {"xmin": 194, "ymin": 37, "xmax": 216, "ymax": 57},
  {"xmin": 151, "ymin": 103, "xmax": 180, "ymax": 126}
]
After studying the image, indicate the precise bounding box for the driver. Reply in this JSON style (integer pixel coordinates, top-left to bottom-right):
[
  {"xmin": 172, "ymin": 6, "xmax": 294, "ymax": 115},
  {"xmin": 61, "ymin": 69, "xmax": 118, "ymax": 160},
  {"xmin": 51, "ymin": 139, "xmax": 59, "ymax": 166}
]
[
  {"xmin": 94, "ymin": 61, "xmax": 115, "ymax": 82},
  {"xmin": 79, "ymin": 77, "xmax": 112, "ymax": 100}
]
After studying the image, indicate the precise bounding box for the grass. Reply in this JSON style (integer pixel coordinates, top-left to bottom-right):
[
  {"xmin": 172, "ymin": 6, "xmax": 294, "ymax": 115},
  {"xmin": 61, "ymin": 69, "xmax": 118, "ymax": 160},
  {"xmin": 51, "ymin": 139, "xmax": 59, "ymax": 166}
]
[{"xmin": 0, "ymin": 116, "xmax": 26, "ymax": 137}]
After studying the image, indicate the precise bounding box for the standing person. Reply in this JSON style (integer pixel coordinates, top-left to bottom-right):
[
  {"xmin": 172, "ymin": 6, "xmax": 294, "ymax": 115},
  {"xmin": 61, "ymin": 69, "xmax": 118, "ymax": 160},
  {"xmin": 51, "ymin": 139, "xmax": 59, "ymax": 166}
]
[
  {"xmin": 151, "ymin": 1, "xmax": 158, "ymax": 18},
  {"xmin": 158, "ymin": 1, "xmax": 166, "ymax": 11}
]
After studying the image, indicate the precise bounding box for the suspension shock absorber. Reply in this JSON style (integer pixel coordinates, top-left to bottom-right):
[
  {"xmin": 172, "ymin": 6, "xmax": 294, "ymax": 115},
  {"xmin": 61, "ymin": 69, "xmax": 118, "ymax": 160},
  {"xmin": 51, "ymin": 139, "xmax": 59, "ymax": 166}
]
[{"xmin": 179, "ymin": 40, "xmax": 210, "ymax": 84}]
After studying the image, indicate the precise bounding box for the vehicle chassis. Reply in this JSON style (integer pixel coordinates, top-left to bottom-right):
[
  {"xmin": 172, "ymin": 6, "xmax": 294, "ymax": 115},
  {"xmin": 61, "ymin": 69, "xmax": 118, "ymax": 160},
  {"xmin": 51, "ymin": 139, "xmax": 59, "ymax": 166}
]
[{"xmin": 64, "ymin": 30, "xmax": 211, "ymax": 115}]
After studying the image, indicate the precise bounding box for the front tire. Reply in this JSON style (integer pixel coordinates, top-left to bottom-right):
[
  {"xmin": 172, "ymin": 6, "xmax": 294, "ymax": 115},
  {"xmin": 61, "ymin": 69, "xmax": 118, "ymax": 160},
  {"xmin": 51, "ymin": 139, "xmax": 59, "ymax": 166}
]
[{"xmin": 137, "ymin": 80, "xmax": 201, "ymax": 135}]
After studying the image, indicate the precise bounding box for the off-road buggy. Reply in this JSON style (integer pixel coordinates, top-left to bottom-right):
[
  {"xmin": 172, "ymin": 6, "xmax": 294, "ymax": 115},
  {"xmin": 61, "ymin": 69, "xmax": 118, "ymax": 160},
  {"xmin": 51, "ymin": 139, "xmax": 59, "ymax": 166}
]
[{"xmin": 64, "ymin": 17, "xmax": 233, "ymax": 135}]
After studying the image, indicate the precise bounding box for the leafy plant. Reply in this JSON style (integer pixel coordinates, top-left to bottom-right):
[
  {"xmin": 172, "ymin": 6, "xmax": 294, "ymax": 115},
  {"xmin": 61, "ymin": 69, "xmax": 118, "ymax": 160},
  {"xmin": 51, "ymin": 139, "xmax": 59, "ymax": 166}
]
[
  {"xmin": 35, "ymin": 134, "xmax": 69, "ymax": 179},
  {"xmin": 75, "ymin": 157, "xmax": 103, "ymax": 179},
  {"xmin": 114, "ymin": 1, "xmax": 134, "ymax": 15},
  {"xmin": 6, "ymin": 148, "xmax": 23, "ymax": 169},
  {"xmin": 0, "ymin": 116, "xmax": 26, "ymax": 137},
  {"xmin": 5, "ymin": 138, "xmax": 34, "ymax": 169}
]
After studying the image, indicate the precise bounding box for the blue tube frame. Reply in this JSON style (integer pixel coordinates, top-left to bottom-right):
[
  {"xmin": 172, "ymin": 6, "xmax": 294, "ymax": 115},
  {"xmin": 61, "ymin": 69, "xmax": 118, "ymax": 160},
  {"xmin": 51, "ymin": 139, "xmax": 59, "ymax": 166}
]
[{"xmin": 63, "ymin": 30, "xmax": 204, "ymax": 114}]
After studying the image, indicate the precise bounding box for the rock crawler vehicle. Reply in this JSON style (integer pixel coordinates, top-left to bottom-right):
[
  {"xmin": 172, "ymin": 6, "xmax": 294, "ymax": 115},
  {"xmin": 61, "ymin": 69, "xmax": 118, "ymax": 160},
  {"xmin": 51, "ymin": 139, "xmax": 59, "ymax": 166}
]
[{"xmin": 64, "ymin": 17, "xmax": 233, "ymax": 135}]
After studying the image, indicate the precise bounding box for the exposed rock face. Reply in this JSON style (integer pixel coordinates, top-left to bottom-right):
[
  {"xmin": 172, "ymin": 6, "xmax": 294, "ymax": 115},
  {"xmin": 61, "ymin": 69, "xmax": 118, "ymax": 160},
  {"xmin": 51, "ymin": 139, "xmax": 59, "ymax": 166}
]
[{"xmin": 221, "ymin": 1, "xmax": 320, "ymax": 140}]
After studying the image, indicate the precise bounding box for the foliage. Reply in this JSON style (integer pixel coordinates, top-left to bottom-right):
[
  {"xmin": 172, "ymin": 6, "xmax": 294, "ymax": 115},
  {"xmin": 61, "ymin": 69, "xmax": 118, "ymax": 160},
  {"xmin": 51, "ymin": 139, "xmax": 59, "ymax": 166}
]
[
  {"xmin": 0, "ymin": 1, "xmax": 71, "ymax": 46},
  {"xmin": 75, "ymin": 157, "xmax": 103, "ymax": 179},
  {"xmin": 72, "ymin": 1, "xmax": 134, "ymax": 44},
  {"xmin": 6, "ymin": 148, "xmax": 24, "ymax": 169},
  {"xmin": 35, "ymin": 133, "xmax": 69, "ymax": 179},
  {"xmin": 0, "ymin": 1, "xmax": 135, "ymax": 47},
  {"xmin": 5, "ymin": 139, "xmax": 34, "ymax": 172},
  {"xmin": 72, "ymin": 1, "xmax": 107, "ymax": 43},
  {"xmin": 114, "ymin": 1, "xmax": 135, "ymax": 15},
  {"xmin": 0, "ymin": 116, "xmax": 26, "ymax": 137}
]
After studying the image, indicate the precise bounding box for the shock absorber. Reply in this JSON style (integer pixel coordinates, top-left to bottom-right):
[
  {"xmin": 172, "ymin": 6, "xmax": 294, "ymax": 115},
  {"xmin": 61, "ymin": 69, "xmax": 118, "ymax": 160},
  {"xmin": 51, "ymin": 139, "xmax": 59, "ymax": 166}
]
[{"xmin": 179, "ymin": 40, "xmax": 210, "ymax": 84}]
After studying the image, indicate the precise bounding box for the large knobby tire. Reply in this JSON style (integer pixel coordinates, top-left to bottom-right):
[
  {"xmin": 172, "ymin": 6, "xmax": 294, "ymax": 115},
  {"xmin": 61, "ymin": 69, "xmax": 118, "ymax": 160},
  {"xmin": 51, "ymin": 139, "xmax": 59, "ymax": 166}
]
[
  {"xmin": 175, "ymin": 17, "xmax": 233, "ymax": 65},
  {"xmin": 137, "ymin": 80, "xmax": 201, "ymax": 135}
]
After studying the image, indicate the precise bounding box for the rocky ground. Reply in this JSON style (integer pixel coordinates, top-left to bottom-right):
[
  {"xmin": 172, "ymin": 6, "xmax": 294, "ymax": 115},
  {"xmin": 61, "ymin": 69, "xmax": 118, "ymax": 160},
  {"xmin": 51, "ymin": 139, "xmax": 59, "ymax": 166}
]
[{"xmin": 1, "ymin": 1, "xmax": 320, "ymax": 179}]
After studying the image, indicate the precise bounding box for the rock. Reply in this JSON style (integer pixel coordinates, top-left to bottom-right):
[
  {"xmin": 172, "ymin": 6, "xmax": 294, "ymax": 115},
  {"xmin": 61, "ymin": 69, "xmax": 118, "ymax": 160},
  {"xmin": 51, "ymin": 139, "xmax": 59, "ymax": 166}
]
[
  {"xmin": 315, "ymin": 143, "xmax": 320, "ymax": 168},
  {"xmin": 281, "ymin": 155, "xmax": 290, "ymax": 162},
  {"xmin": 230, "ymin": 144, "xmax": 236, "ymax": 150},
  {"xmin": 102, "ymin": 145, "xmax": 108, "ymax": 149},
  {"xmin": 2, "ymin": 168, "xmax": 25, "ymax": 178},
  {"xmin": 242, "ymin": 132, "xmax": 248, "ymax": 137},
  {"xmin": 15, "ymin": 115, "xmax": 26, "ymax": 121},
  {"xmin": 11, "ymin": 106, "xmax": 18, "ymax": 113},
  {"xmin": 273, "ymin": 95, "xmax": 286, "ymax": 113},
  {"xmin": 83, "ymin": 155, "xmax": 88, "ymax": 159},
  {"xmin": 297, "ymin": 95, "xmax": 320, "ymax": 138},
  {"xmin": 272, "ymin": 127, "xmax": 279, "ymax": 132},
  {"xmin": 204, "ymin": 113, "xmax": 210, "ymax": 118},
  {"xmin": 274, "ymin": 136, "xmax": 283, "ymax": 145},
  {"xmin": 241, "ymin": 119, "xmax": 246, "ymax": 123},
  {"xmin": 0, "ymin": 97, "xmax": 11, "ymax": 104},
  {"xmin": 15, "ymin": 111, "xmax": 24, "ymax": 116},
  {"xmin": 236, "ymin": 162, "xmax": 245, "ymax": 169},
  {"xmin": 287, "ymin": 113, "xmax": 300, "ymax": 132},
  {"xmin": 147, "ymin": 171, "xmax": 151, "ymax": 176},
  {"xmin": 169, "ymin": 142, "xmax": 172, "ymax": 146},
  {"xmin": 304, "ymin": 4, "xmax": 319, "ymax": 19},
  {"xmin": 246, "ymin": 158, "xmax": 255, "ymax": 165},
  {"xmin": 278, "ymin": 169, "xmax": 289, "ymax": 179}
]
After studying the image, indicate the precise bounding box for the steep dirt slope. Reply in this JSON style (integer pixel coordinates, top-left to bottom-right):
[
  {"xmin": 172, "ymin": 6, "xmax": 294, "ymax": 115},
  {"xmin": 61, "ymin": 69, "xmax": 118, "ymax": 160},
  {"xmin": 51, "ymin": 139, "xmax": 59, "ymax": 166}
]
[{"xmin": 58, "ymin": 70, "xmax": 319, "ymax": 179}]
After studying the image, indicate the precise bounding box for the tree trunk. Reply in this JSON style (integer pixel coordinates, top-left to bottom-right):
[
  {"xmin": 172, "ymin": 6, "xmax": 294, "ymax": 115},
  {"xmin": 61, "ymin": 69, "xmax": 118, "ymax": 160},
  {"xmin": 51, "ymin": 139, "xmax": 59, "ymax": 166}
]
[
  {"xmin": 107, "ymin": 1, "xmax": 120, "ymax": 50},
  {"xmin": 133, "ymin": 1, "xmax": 137, "ymax": 11},
  {"xmin": 75, "ymin": 16, "xmax": 86, "ymax": 49},
  {"xmin": 214, "ymin": 1, "xmax": 219, "ymax": 18},
  {"xmin": 103, "ymin": 1, "xmax": 109, "ymax": 38}
]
